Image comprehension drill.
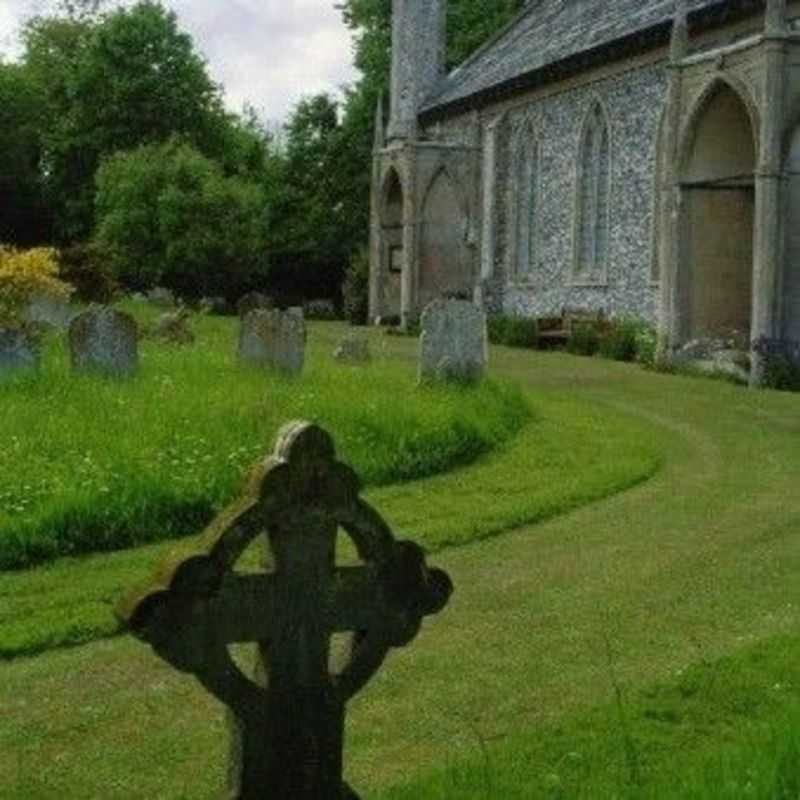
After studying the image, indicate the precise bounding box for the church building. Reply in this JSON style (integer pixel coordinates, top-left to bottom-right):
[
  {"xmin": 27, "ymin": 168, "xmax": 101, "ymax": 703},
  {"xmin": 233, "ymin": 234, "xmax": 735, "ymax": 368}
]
[{"xmin": 369, "ymin": 0, "xmax": 800, "ymax": 382}]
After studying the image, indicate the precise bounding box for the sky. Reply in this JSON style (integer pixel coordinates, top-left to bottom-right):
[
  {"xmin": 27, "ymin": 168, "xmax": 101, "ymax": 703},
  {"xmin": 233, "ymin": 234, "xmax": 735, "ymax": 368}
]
[{"xmin": 0, "ymin": 0, "xmax": 360, "ymax": 124}]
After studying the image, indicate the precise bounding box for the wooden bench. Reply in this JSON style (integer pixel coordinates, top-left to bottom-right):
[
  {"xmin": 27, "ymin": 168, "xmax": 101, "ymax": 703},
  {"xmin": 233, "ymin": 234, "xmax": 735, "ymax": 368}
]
[{"xmin": 537, "ymin": 310, "xmax": 606, "ymax": 347}]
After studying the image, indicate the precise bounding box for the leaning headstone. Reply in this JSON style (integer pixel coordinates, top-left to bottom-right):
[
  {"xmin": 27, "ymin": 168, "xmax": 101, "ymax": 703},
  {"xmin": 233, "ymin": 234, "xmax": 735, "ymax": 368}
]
[
  {"xmin": 334, "ymin": 332, "xmax": 371, "ymax": 364},
  {"xmin": 24, "ymin": 293, "xmax": 75, "ymax": 331},
  {"xmin": 0, "ymin": 328, "xmax": 39, "ymax": 378},
  {"xmin": 153, "ymin": 308, "xmax": 195, "ymax": 345},
  {"xmin": 419, "ymin": 299, "xmax": 488, "ymax": 383},
  {"xmin": 238, "ymin": 309, "xmax": 305, "ymax": 374},
  {"xmin": 68, "ymin": 307, "xmax": 139, "ymax": 378},
  {"xmin": 118, "ymin": 420, "xmax": 452, "ymax": 800},
  {"xmin": 237, "ymin": 291, "xmax": 273, "ymax": 319}
]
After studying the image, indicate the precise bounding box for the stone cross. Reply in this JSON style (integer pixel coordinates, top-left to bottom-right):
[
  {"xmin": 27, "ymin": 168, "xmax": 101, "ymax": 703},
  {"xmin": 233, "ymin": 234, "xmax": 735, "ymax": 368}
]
[{"xmin": 118, "ymin": 421, "xmax": 452, "ymax": 799}]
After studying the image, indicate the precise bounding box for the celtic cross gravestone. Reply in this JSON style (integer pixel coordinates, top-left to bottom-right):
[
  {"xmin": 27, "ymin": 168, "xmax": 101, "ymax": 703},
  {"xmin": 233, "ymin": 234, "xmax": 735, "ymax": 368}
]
[{"xmin": 118, "ymin": 420, "xmax": 452, "ymax": 799}]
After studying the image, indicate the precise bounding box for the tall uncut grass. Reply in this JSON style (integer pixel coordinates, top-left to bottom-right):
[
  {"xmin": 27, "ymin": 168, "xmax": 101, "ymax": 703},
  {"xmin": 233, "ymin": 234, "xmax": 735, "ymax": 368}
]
[{"xmin": 0, "ymin": 314, "xmax": 528, "ymax": 569}]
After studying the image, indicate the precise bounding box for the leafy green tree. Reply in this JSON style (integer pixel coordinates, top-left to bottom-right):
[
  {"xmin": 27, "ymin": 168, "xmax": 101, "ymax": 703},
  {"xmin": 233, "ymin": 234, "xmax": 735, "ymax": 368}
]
[
  {"xmin": 22, "ymin": 14, "xmax": 104, "ymax": 242},
  {"xmin": 0, "ymin": 62, "xmax": 50, "ymax": 245},
  {"xmin": 22, "ymin": 1, "xmax": 253, "ymax": 242},
  {"xmin": 94, "ymin": 139, "xmax": 268, "ymax": 299},
  {"xmin": 446, "ymin": 0, "xmax": 526, "ymax": 67},
  {"xmin": 264, "ymin": 94, "xmax": 354, "ymax": 302}
]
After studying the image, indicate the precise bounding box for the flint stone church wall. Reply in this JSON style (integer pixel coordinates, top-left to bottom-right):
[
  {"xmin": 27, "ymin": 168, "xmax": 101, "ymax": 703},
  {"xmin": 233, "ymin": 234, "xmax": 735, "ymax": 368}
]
[{"xmin": 433, "ymin": 61, "xmax": 668, "ymax": 322}]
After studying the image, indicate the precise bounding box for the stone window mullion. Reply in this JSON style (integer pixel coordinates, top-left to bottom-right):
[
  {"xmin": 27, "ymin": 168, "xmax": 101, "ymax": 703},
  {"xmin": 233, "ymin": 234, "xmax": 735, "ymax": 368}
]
[
  {"xmin": 590, "ymin": 116, "xmax": 603, "ymax": 273},
  {"xmin": 576, "ymin": 103, "xmax": 611, "ymax": 283},
  {"xmin": 528, "ymin": 145, "xmax": 538, "ymax": 272}
]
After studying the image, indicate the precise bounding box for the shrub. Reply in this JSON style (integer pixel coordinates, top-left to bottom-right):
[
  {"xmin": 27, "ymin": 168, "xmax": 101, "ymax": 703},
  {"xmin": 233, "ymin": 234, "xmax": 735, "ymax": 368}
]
[
  {"xmin": 57, "ymin": 243, "xmax": 117, "ymax": 303},
  {"xmin": 599, "ymin": 318, "xmax": 643, "ymax": 362},
  {"xmin": 343, "ymin": 246, "xmax": 370, "ymax": 326},
  {"xmin": 634, "ymin": 323, "xmax": 658, "ymax": 366},
  {"xmin": 763, "ymin": 354, "xmax": 800, "ymax": 392},
  {"xmin": 566, "ymin": 321, "xmax": 601, "ymax": 356},
  {"xmin": 487, "ymin": 314, "xmax": 539, "ymax": 348},
  {"xmin": 0, "ymin": 246, "xmax": 73, "ymax": 326},
  {"xmin": 94, "ymin": 139, "xmax": 269, "ymax": 300}
]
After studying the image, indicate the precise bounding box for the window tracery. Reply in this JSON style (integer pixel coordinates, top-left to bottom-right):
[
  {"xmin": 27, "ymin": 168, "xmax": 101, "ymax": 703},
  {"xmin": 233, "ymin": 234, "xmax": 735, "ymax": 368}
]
[
  {"xmin": 510, "ymin": 123, "xmax": 541, "ymax": 280},
  {"xmin": 574, "ymin": 103, "xmax": 611, "ymax": 282}
]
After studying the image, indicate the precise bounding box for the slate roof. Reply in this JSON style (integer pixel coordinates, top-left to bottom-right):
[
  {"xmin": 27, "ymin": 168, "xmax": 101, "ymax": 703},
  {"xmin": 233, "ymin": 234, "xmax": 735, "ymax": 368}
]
[{"xmin": 420, "ymin": 0, "xmax": 763, "ymax": 120}]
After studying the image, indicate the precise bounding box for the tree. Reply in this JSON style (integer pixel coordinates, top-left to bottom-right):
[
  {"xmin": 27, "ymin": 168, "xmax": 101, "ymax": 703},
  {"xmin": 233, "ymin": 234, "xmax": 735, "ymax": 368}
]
[
  {"xmin": 264, "ymin": 94, "xmax": 354, "ymax": 303},
  {"xmin": 94, "ymin": 139, "xmax": 268, "ymax": 299},
  {"xmin": 22, "ymin": 1, "xmax": 243, "ymax": 242},
  {"xmin": 0, "ymin": 62, "xmax": 50, "ymax": 245}
]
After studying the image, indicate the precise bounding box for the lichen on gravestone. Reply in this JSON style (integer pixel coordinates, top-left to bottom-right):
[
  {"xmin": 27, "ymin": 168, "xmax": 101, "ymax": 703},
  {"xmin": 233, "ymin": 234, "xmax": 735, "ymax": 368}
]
[
  {"xmin": 152, "ymin": 308, "xmax": 195, "ymax": 345},
  {"xmin": 418, "ymin": 298, "xmax": 488, "ymax": 383},
  {"xmin": 68, "ymin": 306, "xmax": 139, "ymax": 378},
  {"xmin": 117, "ymin": 420, "xmax": 453, "ymax": 800},
  {"xmin": 238, "ymin": 308, "xmax": 306, "ymax": 375},
  {"xmin": 334, "ymin": 333, "xmax": 371, "ymax": 364}
]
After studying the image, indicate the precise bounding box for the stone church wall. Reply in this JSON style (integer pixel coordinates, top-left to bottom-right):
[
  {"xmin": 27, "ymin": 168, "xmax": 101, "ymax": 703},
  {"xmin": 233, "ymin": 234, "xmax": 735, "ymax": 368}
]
[{"xmin": 432, "ymin": 60, "xmax": 669, "ymax": 323}]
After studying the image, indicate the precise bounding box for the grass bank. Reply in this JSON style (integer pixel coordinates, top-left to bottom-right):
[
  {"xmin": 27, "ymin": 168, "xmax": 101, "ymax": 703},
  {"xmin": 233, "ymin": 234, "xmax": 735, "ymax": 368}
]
[
  {"xmin": 4, "ymin": 341, "xmax": 798, "ymax": 799},
  {"xmin": 0, "ymin": 313, "xmax": 527, "ymax": 570},
  {"xmin": 0, "ymin": 389, "xmax": 661, "ymax": 659},
  {"xmin": 377, "ymin": 633, "xmax": 800, "ymax": 799}
]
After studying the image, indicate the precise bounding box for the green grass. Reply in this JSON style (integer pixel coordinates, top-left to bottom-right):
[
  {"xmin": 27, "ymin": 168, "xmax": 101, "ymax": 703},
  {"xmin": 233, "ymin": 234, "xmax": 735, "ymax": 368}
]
[
  {"xmin": 0, "ymin": 387, "xmax": 660, "ymax": 659},
  {"xmin": 0, "ymin": 311, "xmax": 528, "ymax": 570},
  {"xmin": 0, "ymin": 317, "xmax": 661, "ymax": 660},
  {"xmin": 2, "ymin": 342, "xmax": 799, "ymax": 799},
  {"xmin": 377, "ymin": 633, "xmax": 800, "ymax": 799}
]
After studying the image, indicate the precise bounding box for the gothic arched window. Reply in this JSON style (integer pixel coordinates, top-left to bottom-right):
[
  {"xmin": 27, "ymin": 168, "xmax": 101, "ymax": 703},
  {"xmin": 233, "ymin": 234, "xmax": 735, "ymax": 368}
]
[
  {"xmin": 574, "ymin": 103, "xmax": 611, "ymax": 281},
  {"xmin": 511, "ymin": 126, "xmax": 540, "ymax": 279}
]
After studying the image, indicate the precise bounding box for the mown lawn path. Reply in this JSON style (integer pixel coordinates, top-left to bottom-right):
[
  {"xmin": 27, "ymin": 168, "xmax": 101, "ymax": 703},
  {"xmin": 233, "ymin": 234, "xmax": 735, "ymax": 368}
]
[{"xmin": 2, "ymin": 342, "xmax": 799, "ymax": 798}]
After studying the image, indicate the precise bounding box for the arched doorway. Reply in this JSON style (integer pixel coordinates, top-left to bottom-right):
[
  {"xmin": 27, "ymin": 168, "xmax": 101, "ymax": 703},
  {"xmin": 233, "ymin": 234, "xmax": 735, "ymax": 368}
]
[
  {"xmin": 381, "ymin": 170, "xmax": 404, "ymax": 317},
  {"xmin": 680, "ymin": 84, "xmax": 756, "ymax": 341},
  {"xmin": 419, "ymin": 170, "xmax": 470, "ymax": 308}
]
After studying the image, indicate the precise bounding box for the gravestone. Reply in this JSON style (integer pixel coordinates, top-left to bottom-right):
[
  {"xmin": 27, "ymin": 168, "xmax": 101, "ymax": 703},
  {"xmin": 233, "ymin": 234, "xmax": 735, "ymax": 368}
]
[
  {"xmin": 334, "ymin": 332, "xmax": 371, "ymax": 364},
  {"xmin": 24, "ymin": 293, "xmax": 75, "ymax": 330},
  {"xmin": 153, "ymin": 308, "xmax": 195, "ymax": 345},
  {"xmin": 419, "ymin": 298, "xmax": 488, "ymax": 383},
  {"xmin": 237, "ymin": 291, "xmax": 273, "ymax": 319},
  {"xmin": 0, "ymin": 328, "xmax": 39, "ymax": 378},
  {"xmin": 118, "ymin": 420, "xmax": 452, "ymax": 800},
  {"xmin": 68, "ymin": 307, "xmax": 139, "ymax": 378},
  {"xmin": 238, "ymin": 309, "xmax": 305, "ymax": 374},
  {"xmin": 147, "ymin": 287, "xmax": 175, "ymax": 308}
]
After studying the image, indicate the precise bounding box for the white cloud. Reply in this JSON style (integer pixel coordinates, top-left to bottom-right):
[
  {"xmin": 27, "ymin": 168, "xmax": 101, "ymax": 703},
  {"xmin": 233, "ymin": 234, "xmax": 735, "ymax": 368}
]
[{"xmin": 0, "ymin": 0, "xmax": 359, "ymax": 121}]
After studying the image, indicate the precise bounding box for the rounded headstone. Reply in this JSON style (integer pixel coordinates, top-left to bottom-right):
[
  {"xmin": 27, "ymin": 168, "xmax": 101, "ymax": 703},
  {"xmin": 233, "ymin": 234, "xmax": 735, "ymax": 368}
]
[
  {"xmin": 24, "ymin": 293, "xmax": 76, "ymax": 331},
  {"xmin": 419, "ymin": 299, "xmax": 488, "ymax": 383},
  {"xmin": 68, "ymin": 307, "xmax": 139, "ymax": 378},
  {"xmin": 334, "ymin": 333, "xmax": 371, "ymax": 364},
  {"xmin": 238, "ymin": 309, "xmax": 305, "ymax": 375}
]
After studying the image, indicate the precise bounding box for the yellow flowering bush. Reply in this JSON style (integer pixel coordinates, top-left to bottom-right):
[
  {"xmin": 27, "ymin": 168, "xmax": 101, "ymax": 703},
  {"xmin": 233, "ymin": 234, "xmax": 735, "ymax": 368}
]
[{"xmin": 0, "ymin": 246, "xmax": 74, "ymax": 326}]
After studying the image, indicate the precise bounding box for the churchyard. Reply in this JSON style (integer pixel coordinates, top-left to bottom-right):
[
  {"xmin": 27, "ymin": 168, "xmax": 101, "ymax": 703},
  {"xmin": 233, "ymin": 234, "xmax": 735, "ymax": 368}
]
[{"xmin": 1, "ymin": 301, "xmax": 800, "ymax": 798}]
